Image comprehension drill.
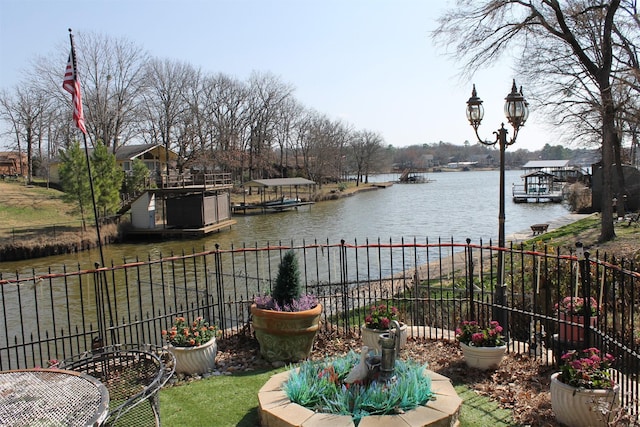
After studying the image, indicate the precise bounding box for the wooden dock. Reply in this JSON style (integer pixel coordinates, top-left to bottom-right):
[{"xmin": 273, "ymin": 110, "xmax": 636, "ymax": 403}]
[
  {"xmin": 125, "ymin": 219, "xmax": 236, "ymax": 239},
  {"xmin": 232, "ymin": 201, "xmax": 314, "ymax": 214}
]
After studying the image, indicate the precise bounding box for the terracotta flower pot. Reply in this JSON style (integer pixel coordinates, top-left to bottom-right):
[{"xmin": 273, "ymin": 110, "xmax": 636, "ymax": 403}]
[
  {"xmin": 251, "ymin": 303, "xmax": 322, "ymax": 363},
  {"xmin": 558, "ymin": 312, "xmax": 597, "ymax": 342},
  {"xmin": 550, "ymin": 372, "xmax": 620, "ymax": 427},
  {"xmin": 460, "ymin": 342, "xmax": 506, "ymax": 370},
  {"xmin": 361, "ymin": 323, "xmax": 408, "ymax": 354},
  {"xmin": 168, "ymin": 336, "xmax": 217, "ymax": 375}
]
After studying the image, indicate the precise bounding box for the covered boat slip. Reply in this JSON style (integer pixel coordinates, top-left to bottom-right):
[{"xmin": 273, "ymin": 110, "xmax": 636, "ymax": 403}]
[
  {"xmin": 512, "ymin": 170, "xmax": 564, "ymax": 203},
  {"xmin": 234, "ymin": 177, "xmax": 316, "ymax": 213},
  {"xmin": 511, "ymin": 160, "xmax": 583, "ymax": 203}
]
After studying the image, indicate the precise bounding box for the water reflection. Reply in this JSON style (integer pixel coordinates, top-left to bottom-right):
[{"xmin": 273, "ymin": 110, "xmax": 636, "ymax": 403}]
[{"xmin": 1, "ymin": 170, "xmax": 568, "ymax": 275}]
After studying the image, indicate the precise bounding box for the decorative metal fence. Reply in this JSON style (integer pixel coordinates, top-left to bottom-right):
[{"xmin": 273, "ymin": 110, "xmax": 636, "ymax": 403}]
[{"xmin": 0, "ymin": 238, "xmax": 638, "ymax": 413}]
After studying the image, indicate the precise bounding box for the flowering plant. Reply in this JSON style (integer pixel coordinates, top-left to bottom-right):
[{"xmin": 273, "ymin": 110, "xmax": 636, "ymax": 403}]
[
  {"xmin": 162, "ymin": 316, "xmax": 217, "ymax": 347},
  {"xmin": 559, "ymin": 347, "xmax": 615, "ymax": 389},
  {"xmin": 455, "ymin": 320, "xmax": 505, "ymax": 347},
  {"xmin": 364, "ymin": 304, "xmax": 399, "ymax": 330},
  {"xmin": 555, "ymin": 296, "xmax": 599, "ymax": 317},
  {"xmin": 254, "ymin": 293, "xmax": 318, "ymax": 312}
]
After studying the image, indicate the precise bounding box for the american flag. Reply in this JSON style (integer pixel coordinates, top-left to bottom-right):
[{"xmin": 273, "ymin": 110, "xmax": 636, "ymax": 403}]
[{"xmin": 62, "ymin": 38, "xmax": 87, "ymax": 134}]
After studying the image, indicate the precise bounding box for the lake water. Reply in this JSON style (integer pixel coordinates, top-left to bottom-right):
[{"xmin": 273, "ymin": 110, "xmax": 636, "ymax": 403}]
[{"xmin": 1, "ymin": 170, "xmax": 569, "ymax": 274}]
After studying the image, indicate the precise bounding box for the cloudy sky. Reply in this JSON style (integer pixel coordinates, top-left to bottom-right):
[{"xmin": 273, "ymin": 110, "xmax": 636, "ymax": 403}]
[{"xmin": 0, "ymin": 0, "xmax": 553, "ymax": 151}]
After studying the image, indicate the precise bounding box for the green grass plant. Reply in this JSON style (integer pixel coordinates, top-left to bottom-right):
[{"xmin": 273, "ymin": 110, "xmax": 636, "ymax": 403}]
[
  {"xmin": 159, "ymin": 367, "xmax": 285, "ymax": 427},
  {"xmin": 159, "ymin": 364, "xmax": 517, "ymax": 426},
  {"xmin": 285, "ymin": 352, "xmax": 433, "ymax": 423}
]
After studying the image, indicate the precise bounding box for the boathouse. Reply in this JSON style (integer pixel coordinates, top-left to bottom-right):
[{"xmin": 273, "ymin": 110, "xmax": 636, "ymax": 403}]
[
  {"xmin": 512, "ymin": 170, "xmax": 563, "ymax": 203},
  {"xmin": 125, "ymin": 173, "xmax": 236, "ymax": 239},
  {"xmin": 234, "ymin": 177, "xmax": 316, "ymax": 213}
]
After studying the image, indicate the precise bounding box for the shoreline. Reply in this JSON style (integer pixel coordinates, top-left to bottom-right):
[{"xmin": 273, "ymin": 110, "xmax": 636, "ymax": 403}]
[{"xmin": 507, "ymin": 212, "xmax": 595, "ymax": 244}]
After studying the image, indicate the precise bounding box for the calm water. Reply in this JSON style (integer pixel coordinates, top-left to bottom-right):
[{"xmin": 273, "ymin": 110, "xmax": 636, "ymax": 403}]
[{"xmin": 2, "ymin": 170, "xmax": 569, "ymax": 274}]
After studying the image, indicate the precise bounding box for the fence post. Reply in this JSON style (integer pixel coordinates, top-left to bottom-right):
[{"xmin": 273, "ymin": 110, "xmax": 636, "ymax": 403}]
[
  {"xmin": 340, "ymin": 239, "xmax": 349, "ymax": 335},
  {"xmin": 214, "ymin": 244, "xmax": 226, "ymax": 333},
  {"xmin": 466, "ymin": 238, "xmax": 475, "ymax": 321},
  {"xmin": 577, "ymin": 242, "xmax": 592, "ymax": 349}
]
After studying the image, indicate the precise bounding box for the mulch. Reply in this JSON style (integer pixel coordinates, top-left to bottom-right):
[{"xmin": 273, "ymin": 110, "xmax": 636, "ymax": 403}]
[
  {"xmin": 210, "ymin": 329, "xmax": 562, "ymax": 426},
  {"xmin": 184, "ymin": 329, "xmax": 638, "ymax": 426}
]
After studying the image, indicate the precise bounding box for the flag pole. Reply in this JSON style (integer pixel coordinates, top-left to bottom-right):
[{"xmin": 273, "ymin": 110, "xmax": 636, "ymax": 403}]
[{"xmin": 66, "ymin": 28, "xmax": 114, "ymax": 345}]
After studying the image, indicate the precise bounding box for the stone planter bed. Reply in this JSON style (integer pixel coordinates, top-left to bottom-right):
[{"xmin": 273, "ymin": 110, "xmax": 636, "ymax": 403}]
[{"xmin": 257, "ymin": 369, "xmax": 462, "ymax": 427}]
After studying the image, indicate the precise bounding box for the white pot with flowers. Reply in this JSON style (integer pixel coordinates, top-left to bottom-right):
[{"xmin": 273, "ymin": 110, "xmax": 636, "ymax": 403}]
[
  {"xmin": 551, "ymin": 347, "xmax": 619, "ymax": 427},
  {"xmin": 455, "ymin": 320, "xmax": 506, "ymax": 370},
  {"xmin": 361, "ymin": 304, "xmax": 408, "ymax": 354},
  {"xmin": 162, "ymin": 316, "xmax": 218, "ymax": 375}
]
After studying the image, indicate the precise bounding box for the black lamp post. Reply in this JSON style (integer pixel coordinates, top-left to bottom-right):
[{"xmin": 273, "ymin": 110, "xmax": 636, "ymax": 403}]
[{"xmin": 466, "ymin": 79, "xmax": 529, "ymax": 330}]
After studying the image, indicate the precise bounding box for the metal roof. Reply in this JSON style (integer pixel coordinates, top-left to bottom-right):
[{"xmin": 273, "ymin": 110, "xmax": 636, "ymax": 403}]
[
  {"xmin": 522, "ymin": 160, "xmax": 570, "ymax": 168},
  {"xmin": 522, "ymin": 170, "xmax": 556, "ymax": 178},
  {"xmin": 243, "ymin": 178, "xmax": 316, "ymax": 187}
]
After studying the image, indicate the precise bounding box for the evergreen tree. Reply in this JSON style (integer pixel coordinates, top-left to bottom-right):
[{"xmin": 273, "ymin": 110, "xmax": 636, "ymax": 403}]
[
  {"xmin": 91, "ymin": 141, "xmax": 124, "ymax": 216},
  {"xmin": 59, "ymin": 141, "xmax": 91, "ymax": 225},
  {"xmin": 272, "ymin": 250, "xmax": 301, "ymax": 307},
  {"xmin": 124, "ymin": 158, "xmax": 151, "ymax": 194}
]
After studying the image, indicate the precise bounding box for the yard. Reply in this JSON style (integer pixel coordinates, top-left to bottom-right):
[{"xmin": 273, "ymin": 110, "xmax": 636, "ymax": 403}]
[{"xmin": 158, "ymin": 330, "xmax": 600, "ymax": 427}]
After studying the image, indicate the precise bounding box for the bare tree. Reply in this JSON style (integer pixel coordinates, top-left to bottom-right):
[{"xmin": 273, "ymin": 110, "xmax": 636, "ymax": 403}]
[
  {"xmin": 0, "ymin": 83, "xmax": 50, "ymax": 182},
  {"xmin": 434, "ymin": 0, "xmax": 632, "ymax": 242},
  {"xmin": 245, "ymin": 72, "xmax": 295, "ymax": 180},
  {"xmin": 141, "ymin": 58, "xmax": 196, "ymax": 174},
  {"xmin": 75, "ymin": 32, "xmax": 149, "ymax": 151},
  {"xmin": 274, "ymin": 97, "xmax": 304, "ymax": 177},
  {"xmin": 299, "ymin": 113, "xmax": 348, "ymax": 187},
  {"xmin": 350, "ymin": 130, "xmax": 384, "ymax": 185},
  {"xmin": 189, "ymin": 73, "xmax": 250, "ymax": 180}
]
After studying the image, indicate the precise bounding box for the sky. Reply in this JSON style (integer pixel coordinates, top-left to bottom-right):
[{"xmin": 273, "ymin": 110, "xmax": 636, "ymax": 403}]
[{"xmin": 0, "ymin": 0, "xmax": 553, "ymax": 151}]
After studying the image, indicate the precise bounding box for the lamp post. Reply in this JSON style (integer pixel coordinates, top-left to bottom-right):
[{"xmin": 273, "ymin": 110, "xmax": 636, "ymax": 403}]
[{"xmin": 466, "ymin": 79, "xmax": 529, "ymax": 331}]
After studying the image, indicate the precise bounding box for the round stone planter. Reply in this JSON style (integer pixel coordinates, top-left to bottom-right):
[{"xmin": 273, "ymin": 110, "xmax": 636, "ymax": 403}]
[
  {"xmin": 168, "ymin": 337, "xmax": 217, "ymax": 375},
  {"xmin": 361, "ymin": 323, "xmax": 408, "ymax": 354},
  {"xmin": 258, "ymin": 368, "xmax": 462, "ymax": 426},
  {"xmin": 459, "ymin": 342, "xmax": 506, "ymax": 370},
  {"xmin": 550, "ymin": 372, "xmax": 620, "ymax": 427},
  {"xmin": 251, "ymin": 303, "xmax": 322, "ymax": 363}
]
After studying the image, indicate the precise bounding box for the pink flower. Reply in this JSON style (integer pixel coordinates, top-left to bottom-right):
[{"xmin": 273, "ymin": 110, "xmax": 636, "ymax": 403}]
[{"xmin": 456, "ymin": 319, "xmax": 505, "ymax": 347}]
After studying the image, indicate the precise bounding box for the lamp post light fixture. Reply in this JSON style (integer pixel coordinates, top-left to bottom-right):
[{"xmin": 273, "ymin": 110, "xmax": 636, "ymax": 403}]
[{"xmin": 466, "ymin": 79, "xmax": 529, "ymax": 331}]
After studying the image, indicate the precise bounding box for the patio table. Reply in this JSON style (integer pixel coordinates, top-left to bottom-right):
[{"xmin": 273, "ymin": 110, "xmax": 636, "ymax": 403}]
[{"xmin": 0, "ymin": 368, "xmax": 109, "ymax": 426}]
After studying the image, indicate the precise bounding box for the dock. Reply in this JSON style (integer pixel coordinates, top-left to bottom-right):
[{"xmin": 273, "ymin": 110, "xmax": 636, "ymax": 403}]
[
  {"xmin": 125, "ymin": 219, "xmax": 237, "ymax": 239},
  {"xmin": 232, "ymin": 200, "xmax": 314, "ymax": 214}
]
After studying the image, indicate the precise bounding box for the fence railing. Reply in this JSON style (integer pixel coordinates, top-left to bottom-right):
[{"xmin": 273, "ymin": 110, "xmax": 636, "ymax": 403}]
[{"xmin": 0, "ymin": 239, "xmax": 638, "ymax": 413}]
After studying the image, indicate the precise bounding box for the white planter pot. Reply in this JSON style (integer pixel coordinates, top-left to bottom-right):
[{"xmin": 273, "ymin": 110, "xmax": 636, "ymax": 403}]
[
  {"xmin": 550, "ymin": 372, "xmax": 620, "ymax": 427},
  {"xmin": 361, "ymin": 323, "xmax": 408, "ymax": 354},
  {"xmin": 459, "ymin": 342, "xmax": 506, "ymax": 370},
  {"xmin": 169, "ymin": 337, "xmax": 217, "ymax": 375}
]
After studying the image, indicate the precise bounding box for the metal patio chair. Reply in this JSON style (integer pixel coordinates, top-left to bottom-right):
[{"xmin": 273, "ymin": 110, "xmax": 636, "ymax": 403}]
[{"xmin": 60, "ymin": 343, "xmax": 175, "ymax": 427}]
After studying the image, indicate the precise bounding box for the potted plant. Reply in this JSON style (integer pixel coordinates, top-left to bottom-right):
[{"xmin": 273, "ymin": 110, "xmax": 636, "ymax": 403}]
[
  {"xmin": 162, "ymin": 316, "xmax": 218, "ymax": 375},
  {"xmin": 551, "ymin": 347, "xmax": 619, "ymax": 426},
  {"xmin": 251, "ymin": 250, "xmax": 322, "ymax": 363},
  {"xmin": 361, "ymin": 304, "xmax": 408, "ymax": 354},
  {"xmin": 455, "ymin": 320, "xmax": 506, "ymax": 370},
  {"xmin": 555, "ymin": 296, "xmax": 599, "ymax": 342}
]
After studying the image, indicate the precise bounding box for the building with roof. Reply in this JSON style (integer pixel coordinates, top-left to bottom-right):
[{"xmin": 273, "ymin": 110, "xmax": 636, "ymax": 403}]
[{"xmin": 48, "ymin": 144, "xmax": 178, "ymax": 184}]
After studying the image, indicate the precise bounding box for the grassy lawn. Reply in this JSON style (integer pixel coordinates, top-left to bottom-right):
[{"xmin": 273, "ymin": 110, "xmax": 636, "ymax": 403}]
[
  {"xmin": 159, "ymin": 368, "xmax": 515, "ymax": 427},
  {"xmin": 0, "ymin": 181, "xmax": 82, "ymax": 237}
]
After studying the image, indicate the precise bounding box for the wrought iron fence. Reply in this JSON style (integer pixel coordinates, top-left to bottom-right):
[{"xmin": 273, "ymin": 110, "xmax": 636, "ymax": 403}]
[{"xmin": 0, "ymin": 238, "xmax": 638, "ymax": 413}]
